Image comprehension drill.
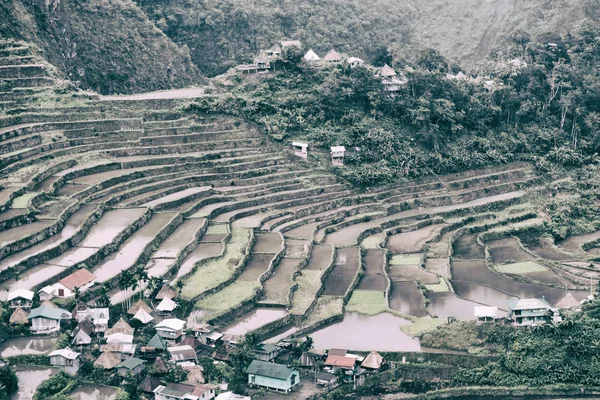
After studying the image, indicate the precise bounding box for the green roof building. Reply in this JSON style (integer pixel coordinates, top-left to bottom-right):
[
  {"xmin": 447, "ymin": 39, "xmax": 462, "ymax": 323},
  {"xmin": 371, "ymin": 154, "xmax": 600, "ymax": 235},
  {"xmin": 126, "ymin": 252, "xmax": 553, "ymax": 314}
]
[
  {"xmin": 116, "ymin": 357, "xmax": 146, "ymax": 377},
  {"xmin": 147, "ymin": 333, "xmax": 167, "ymax": 351},
  {"xmin": 247, "ymin": 359, "xmax": 300, "ymax": 393}
]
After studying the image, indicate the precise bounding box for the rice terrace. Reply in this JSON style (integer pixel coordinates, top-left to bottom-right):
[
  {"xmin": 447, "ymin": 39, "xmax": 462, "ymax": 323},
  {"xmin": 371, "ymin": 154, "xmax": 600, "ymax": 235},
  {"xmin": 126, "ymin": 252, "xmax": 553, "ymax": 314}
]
[{"xmin": 2, "ymin": 9, "xmax": 600, "ymax": 396}]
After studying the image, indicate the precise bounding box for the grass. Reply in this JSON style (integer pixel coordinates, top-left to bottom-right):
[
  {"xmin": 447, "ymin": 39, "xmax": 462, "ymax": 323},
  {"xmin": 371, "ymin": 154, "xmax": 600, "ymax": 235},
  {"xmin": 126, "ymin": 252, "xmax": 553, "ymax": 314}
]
[
  {"xmin": 401, "ymin": 317, "xmax": 446, "ymax": 337},
  {"xmin": 193, "ymin": 280, "xmax": 260, "ymax": 323},
  {"xmin": 206, "ymin": 224, "xmax": 228, "ymax": 234},
  {"xmin": 361, "ymin": 234, "xmax": 384, "ymax": 249},
  {"xmin": 389, "ymin": 254, "xmax": 422, "ymax": 266},
  {"xmin": 180, "ymin": 228, "xmax": 250, "ymax": 299},
  {"xmin": 425, "ymin": 278, "xmax": 449, "ymax": 292},
  {"xmin": 290, "ymin": 270, "xmax": 323, "ymax": 315},
  {"xmin": 419, "ymin": 321, "xmax": 484, "ymax": 351},
  {"xmin": 345, "ymin": 290, "xmax": 387, "ymax": 315},
  {"xmin": 495, "ymin": 261, "xmax": 547, "ymax": 274},
  {"xmin": 11, "ymin": 192, "xmax": 38, "ymax": 208},
  {"xmin": 300, "ymin": 295, "xmax": 344, "ymax": 327}
]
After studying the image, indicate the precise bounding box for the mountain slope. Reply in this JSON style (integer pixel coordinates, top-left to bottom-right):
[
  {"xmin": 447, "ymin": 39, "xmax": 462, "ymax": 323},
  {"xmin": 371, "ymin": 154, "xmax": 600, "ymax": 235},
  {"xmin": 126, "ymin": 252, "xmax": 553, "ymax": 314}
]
[{"xmin": 0, "ymin": 0, "xmax": 204, "ymax": 94}]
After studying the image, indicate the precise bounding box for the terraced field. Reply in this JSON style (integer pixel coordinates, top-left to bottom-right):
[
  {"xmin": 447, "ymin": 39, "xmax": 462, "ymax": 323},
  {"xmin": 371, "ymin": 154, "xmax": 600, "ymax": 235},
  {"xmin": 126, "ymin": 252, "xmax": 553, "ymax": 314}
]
[{"xmin": 2, "ymin": 39, "xmax": 598, "ymax": 351}]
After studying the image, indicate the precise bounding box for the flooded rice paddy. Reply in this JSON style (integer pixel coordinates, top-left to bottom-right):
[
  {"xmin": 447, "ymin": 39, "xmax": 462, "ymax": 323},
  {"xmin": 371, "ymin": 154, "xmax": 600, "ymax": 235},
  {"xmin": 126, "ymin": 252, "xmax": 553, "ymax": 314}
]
[
  {"xmin": 238, "ymin": 253, "xmax": 274, "ymax": 281},
  {"xmin": 321, "ymin": 247, "xmax": 360, "ymax": 296},
  {"xmin": 0, "ymin": 337, "xmax": 58, "ymax": 357},
  {"xmin": 175, "ymin": 242, "xmax": 223, "ymax": 279},
  {"xmin": 78, "ymin": 208, "xmax": 147, "ymax": 248},
  {"xmin": 13, "ymin": 367, "xmax": 58, "ymax": 400},
  {"xmin": 70, "ymin": 386, "xmax": 118, "ymax": 400},
  {"xmin": 305, "ymin": 244, "xmax": 332, "ymax": 271},
  {"xmin": 357, "ymin": 249, "xmax": 387, "ymax": 290},
  {"xmin": 386, "ymin": 224, "xmax": 447, "ymax": 253},
  {"xmin": 223, "ymin": 307, "xmax": 288, "ymax": 336},
  {"xmin": 389, "ymin": 281, "xmax": 428, "ymax": 317}
]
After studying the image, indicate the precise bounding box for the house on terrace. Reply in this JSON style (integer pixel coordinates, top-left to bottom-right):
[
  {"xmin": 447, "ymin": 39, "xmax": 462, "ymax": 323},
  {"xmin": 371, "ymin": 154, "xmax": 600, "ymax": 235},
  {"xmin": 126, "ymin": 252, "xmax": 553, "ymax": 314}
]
[
  {"xmin": 28, "ymin": 305, "xmax": 71, "ymax": 333},
  {"xmin": 509, "ymin": 298, "xmax": 556, "ymax": 326},
  {"xmin": 72, "ymin": 302, "xmax": 109, "ymax": 333},
  {"xmin": 155, "ymin": 318, "xmax": 186, "ymax": 343},
  {"xmin": 48, "ymin": 347, "xmax": 80, "ymax": 374},
  {"xmin": 71, "ymin": 318, "xmax": 94, "ymax": 346},
  {"xmin": 46, "ymin": 269, "xmax": 96, "ymax": 298},
  {"xmin": 324, "ymin": 49, "xmax": 342, "ymax": 63},
  {"xmin": 154, "ymin": 383, "xmax": 217, "ymax": 400},
  {"xmin": 247, "ymin": 360, "xmax": 300, "ymax": 393},
  {"xmin": 330, "ymin": 146, "xmax": 345, "ymax": 166},
  {"xmin": 292, "ymin": 142, "xmax": 308, "ymax": 159},
  {"xmin": 7, "ymin": 288, "xmax": 33, "ymax": 309}
]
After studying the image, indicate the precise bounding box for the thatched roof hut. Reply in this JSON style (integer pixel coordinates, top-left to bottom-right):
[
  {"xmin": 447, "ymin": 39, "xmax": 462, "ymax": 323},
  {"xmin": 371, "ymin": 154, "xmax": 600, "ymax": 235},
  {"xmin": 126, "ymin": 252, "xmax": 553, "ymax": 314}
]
[
  {"xmin": 128, "ymin": 299, "xmax": 152, "ymax": 315},
  {"xmin": 556, "ymin": 292, "xmax": 580, "ymax": 309},
  {"xmin": 138, "ymin": 375, "xmax": 162, "ymax": 393},
  {"xmin": 156, "ymin": 285, "xmax": 176, "ymax": 300},
  {"xmin": 324, "ymin": 49, "xmax": 342, "ymax": 62},
  {"xmin": 94, "ymin": 351, "xmax": 121, "ymax": 370},
  {"xmin": 9, "ymin": 307, "xmax": 29, "ymax": 325},
  {"xmin": 153, "ymin": 357, "xmax": 169, "ymax": 375},
  {"xmin": 106, "ymin": 317, "xmax": 134, "ymax": 335},
  {"xmin": 361, "ymin": 351, "xmax": 384, "ymax": 369}
]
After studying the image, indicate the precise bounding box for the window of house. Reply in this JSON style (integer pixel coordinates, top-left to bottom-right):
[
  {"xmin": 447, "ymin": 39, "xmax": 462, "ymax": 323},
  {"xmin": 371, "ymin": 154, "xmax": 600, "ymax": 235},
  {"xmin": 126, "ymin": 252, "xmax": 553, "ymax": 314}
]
[
  {"xmin": 291, "ymin": 374, "xmax": 296, "ymax": 385},
  {"xmin": 251, "ymin": 375, "xmax": 256, "ymax": 383},
  {"xmin": 58, "ymin": 289, "xmax": 64, "ymax": 297}
]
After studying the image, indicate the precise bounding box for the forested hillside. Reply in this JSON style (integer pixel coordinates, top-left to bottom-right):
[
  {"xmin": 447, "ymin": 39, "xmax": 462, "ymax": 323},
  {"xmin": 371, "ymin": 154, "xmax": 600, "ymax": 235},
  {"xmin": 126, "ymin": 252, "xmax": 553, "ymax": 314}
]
[{"xmin": 0, "ymin": 0, "xmax": 203, "ymax": 94}]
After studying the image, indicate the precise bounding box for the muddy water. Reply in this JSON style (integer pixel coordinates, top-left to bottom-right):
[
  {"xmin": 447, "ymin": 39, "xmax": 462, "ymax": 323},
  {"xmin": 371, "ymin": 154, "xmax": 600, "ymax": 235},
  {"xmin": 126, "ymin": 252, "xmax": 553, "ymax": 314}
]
[
  {"xmin": 322, "ymin": 247, "xmax": 360, "ymax": 296},
  {"xmin": 305, "ymin": 244, "xmax": 333, "ymax": 271},
  {"xmin": 0, "ymin": 264, "xmax": 65, "ymax": 300},
  {"xmin": 13, "ymin": 367, "xmax": 58, "ymax": 400},
  {"xmin": 284, "ymin": 221, "xmax": 320, "ymax": 239},
  {"xmin": 427, "ymin": 291, "xmax": 483, "ymax": 320},
  {"xmin": 358, "ymin": 249, "xmax": 387, "ymax": 291},
  {"xmin": 91, "ymin": 213, "xmax": 175, "ymax": 282},
  {"xmin": 152, "ymin": 218, "xmax": 204, "ymax": 258},
  {"xmin": 237, "ymin": 253, "xmax": 274, "ymax": 281},
  {"xmin": 452, "ymin": 233, "xmax": 485, "ymax": 259},
  {"xmin": 263, "ymin": 324, "xmax": 299, "ymax": 344},
  {"xmin": 262, "ymin": 258, "xmax": 302, "ymax": 304},
  {"xmin": 223, "ymin": 308, "xmax": 288, "ymax": 336},
  {"xmin": 0, "ymin": 337, "xmax": 58, "ymax": 357},
  {"xmin": 0, "ymin": 205, "xmax": 96, "ymax": 271},
  {"xmin": 46, "ymin": 246, "xmax": 98, "ymax": 267},
  {"xmin": 285, "ymin": 239, "xmax": 309, "ymax": 259},
  {"xmin": 451, "ymin": 260, "xmax": 588, "ymax": 307},
  {"xmin": 387, "ymin": 224, "xmax": 447, "ymax": 253},
  {"xmin": 389, "ymin": 281, "xmax": 428, "ymax": 317},
  {"xmin": 325, "ymin": 192, "xmax": 524, "ymax": 246},
  {"xmin": 487, "ymin": 238, "xmax": 532, "ymax": 264},
  {"xmin": 452, "ymin": 280, "xmax": 516, "ymax": 310},
  {"xmin": 140, "ymin": 187, "xmax": 210, "ymax": 208},
  {"xmin": 310, "ymin": 312, "xmax": 421, "ymax": 352},
  {"xmin": 175, "ymin": 242, "xmax": 223, "ymax": 279},
  {"xmin": 78, "ymin": 208, "xmax": 147, "ymax": 248},
  {"xmin": 253, "ymin": 232, "xmax": 283, "ymax": 253},
  {"xmin": 70, "ymin": 386, "xmax": 118, "ymax": 400},
  {"xmin": 0, "ymin": 219, "xmax": 56, "ymax": 248}
]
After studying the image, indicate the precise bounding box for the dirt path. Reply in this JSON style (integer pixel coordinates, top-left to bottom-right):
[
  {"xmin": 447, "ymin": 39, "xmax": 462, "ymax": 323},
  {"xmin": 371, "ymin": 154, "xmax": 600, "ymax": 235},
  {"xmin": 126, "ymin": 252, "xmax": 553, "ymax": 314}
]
[{"xmin": 99, "ymin": 87, "xmax": 205, "ymax": 101}]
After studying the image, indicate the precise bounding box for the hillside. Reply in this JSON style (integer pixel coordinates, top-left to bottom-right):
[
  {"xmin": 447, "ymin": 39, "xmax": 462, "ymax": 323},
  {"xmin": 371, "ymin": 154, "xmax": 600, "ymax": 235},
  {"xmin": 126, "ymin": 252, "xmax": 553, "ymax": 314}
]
[{"xmin": 0, "ymin": 0, "xmax": 203, "ymax": 94}]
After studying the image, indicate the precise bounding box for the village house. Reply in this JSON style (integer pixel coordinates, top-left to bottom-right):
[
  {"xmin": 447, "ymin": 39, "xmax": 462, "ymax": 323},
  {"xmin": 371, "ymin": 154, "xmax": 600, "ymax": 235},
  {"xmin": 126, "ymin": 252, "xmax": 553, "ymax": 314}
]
[
  {"xmin": 128, "ymin": 299, "xmax": 153, "ymax": 315},
  {"xmin": 72, "ymin": 302, "xmax": 109, "ymax": 333},
  {"xmin": 106, "ymin": 317, "xmax": 134, "ymax": 336},
  {"xmin": 143, "ymin": 333, "xmax": 167, "ymax": 354},
  {"xmin": 324, "ymin": 353, "xmax": 356, "ymax": 377},
  {"xmin": 116, "ymin": 357, "xmax": 146, "ymax": 377},
  {"xmin": 100, "ymin": 343, "xmax": 137, "ymax": 360},
  {"xmin": 303, "ymin": 49, "xmax": 321, "ymax": 62},
  {"xmin": 299, "ymin": 348, "xmax": 326, "ymax": 367},
  {"xmin": 72, "ymin": 318, "xmax": 95, "ymax": 346},
  {"xmin": 133, "ymin": 307, "xmax": 154, "ymax": 324},
  {"xmin": 7, "ymin": 288, "xmax": 33, "ymax": 308},
  {"xmin": 157, "ymin": 297, "xmax": 178, "ymax": 314},
  {"xmin": 38, "ymin": 286, "xmax": 56, "ymax": 301},
  {"xmin": 253, "ymin": 343, "xmax": 279, "ymax": 362},
  {"xmin": 182, "ymin": 364, "xmax": 206, "ymax": 385},
  {"xmin": 48, "ymin": 268, "xmax": 96, "ymax": 298},
  {"xmin": 154, "ymin": 383, "xmax": 217, "ymax": 400},
  {"xmin": 48, "ymin": 347, "xmax": 80, "ymax": 375},
  {"xmin": 194, "ymin": 324, "xmax": 223, "ymax": 347},
  {"xmin": 156, "ymin": 284, "xmax": 177, "ymax": 300},
  {"xmin": 139, "ymin": 375, "xmax": 162, "ymax": 396},
  {"xmin": 265, "ymin": 44, "xmax": 281, "ymax": 59},
  {"xmin": 155, "ymin": 318, "xmax": 186, "ymax": 343},
  {"xmin": 94, "ymin": 351, "xmax": 122, "ymax": 370},
  {"xmin": 292, "ymin": 142, "xmax": 308, "ymax": 159},
  {"xmin": 9, "ymin": 307, "xmax": 29, "ymax": 325},
  {"xmin": 474, "ymin": 306, "xmax": 501, "ymax": 324},
  {"xmin": 556, "ymin": 292, "xmax": 581, "ymax": 310},
  {"xmin": 106, "ymin": 332, "xmax": 134, "ymax": 344},
  {"xmin": 216, "ymin": 392, "xmax": 251, "ymax": 400},
  {"xmin": 316, "ymin": 371, "xmax": 337, "ymax": 386},
  {"xmin": 324, "ymin": 49, "xmax": 342, "ymax": 63},
  {"xmin": 247, "ymin": 360, "xmax": 300, "ymax": 393},
  {"xmin": 361, "ymin": 351, "xmax": 384, "ymax": 370},
  {"xmin": 346, "ymin": 57, "xmax": 364, "ymax": 68},
  {"xmin": 153, "ymin": 357, "xmax": 170, "ymax": 375},
  {"xmin": 28, "ymin": 305, "xmax": 71, "ymax": 333},
  {"xmin": 509, "ymin": 298, "xmax": 555, "ymax": 326},
  {"xmin": 330, "ymin": 146, "xmax": 345, "ymax": 166},
  {"xmin": 168, "ymin": 345, "xmax": 199, "ymax": 365}
]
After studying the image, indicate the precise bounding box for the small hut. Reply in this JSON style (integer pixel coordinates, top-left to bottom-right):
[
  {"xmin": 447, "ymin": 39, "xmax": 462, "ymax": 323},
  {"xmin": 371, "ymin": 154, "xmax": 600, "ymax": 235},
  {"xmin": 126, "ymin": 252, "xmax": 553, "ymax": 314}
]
[
  {"xmin": 156, "ymin": 285, "xmax": 176, "ymax": 300},
  {"xmin": 324, "ymin": 49, "xmax": 342, "ymax": 63},
  {"xmin": 9, "ymin": 307, "xmax": 29, "ymax": 325},
  {"xmin": 379, "ymin": 64, "xmax": 396, "ymax": 78},
  {"xmin": 556, "ymin": 292, "xmax": 581, "ymax": 310},
  {"xmin": 346, "ymin": 57, "xmax": 364, "ymax": 68},
  {"xmin": 133, "ymin": 308, "xmax": 154, "ymax": 324},
  {"xmin": 361, "ymin": 351, "xmax": 384, "ymax": 370},
  {"xmin": 72, "ymin": 318, "xmax": 94, "ymax": 346},
  {"xmin": 292, "ymin": 142, "xmax": 308, "ymax": 159},
  {"xmin": 157, "ymin": 297, "xmax": 177, "ymax": 314},
  {"xmin": 330, "ymin": 146, "xmax": 345, "ymax": 166},
  {"xmin": 128, "ymin": 299, "xmax": 152, "ymax": 315},
  {"xmin": 7, "ymin": 289, "xmax": 34, "ymax": 309},
  {"xmin": 116, "ymin": 357, "xmax": 146, "ymax": 377},
  {"xmin": 153, "ymin": 357, "xmax": 169, "ymax": 375},
  {"xmin": 303, "ymin": 49, "xmax": 321, "ymax": 62},
  {"xmin": 94, "ymin": 351, "xmax": 122, "ymax": 370},
  {"xmin": 138, "ymin": 375, "xmax": 162, "ymax": 394},
  {"xmin": 146, "ymin": 334, "xmax": 167, "ymax": 352},
  {"xmin": 106, "ymin": 318, "xmax": 134, "ymax": 336}
]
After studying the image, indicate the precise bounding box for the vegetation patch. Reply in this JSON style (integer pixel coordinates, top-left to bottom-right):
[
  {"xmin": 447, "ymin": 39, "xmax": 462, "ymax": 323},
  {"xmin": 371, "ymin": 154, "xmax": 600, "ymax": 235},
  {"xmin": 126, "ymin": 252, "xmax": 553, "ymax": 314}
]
[
  {"xmin": 290, "ymin": 270, "xmax": 323, "ymax": 315},
  {"xmin": 300, "ymin": 295, "xmax": 344, "ymax": 328},
  {"xmin": 206, "ymin": 224, "xmax": 229, "ymax": 234},
  {"xmin": 345, "ymin": 290, "xmax": 387, "ymax": 315},
  {"xmin": 194, "ymin": 280, "xmax": 260, "ymax": 323},
  {"xmin": 181, "ymin": 228, "xmax": 251, "ymax": 299},
  {"xmin": 401, "ymin": 317, "xmax": 446, "ymax": 337},
  {"xmin": 495, "ymin": 261, "xmax": 547, "ymax": 274},
  {"xmin": 11, "ymin": 192, "xmax": 38, "ymax": 208},
  {"xmin": 389, "ymin": 254, "xmax": 422, "ymax": 266},
  {"xmin": 361, "ymin": 234, "xmax": 384, "ymax": 249},
  {"xmin": 425, "ymin": 278, "xmax": 449, "ymax": 292}
]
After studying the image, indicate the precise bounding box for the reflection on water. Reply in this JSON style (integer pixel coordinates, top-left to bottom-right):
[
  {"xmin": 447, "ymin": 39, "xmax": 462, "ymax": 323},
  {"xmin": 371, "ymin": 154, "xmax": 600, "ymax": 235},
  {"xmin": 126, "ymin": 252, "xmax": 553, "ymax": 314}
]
[
  {"xmin": 12, "ymin": 367, "xmax": 58, "ymax": 400},
  {"xmin": 0, "ymin": 337, "xmax": 58, "ymax": 358},
  {"xmin": 310, "ymin": 312, "xmax": 421, "ymax": 352},
  {"xmin": 224, "ymin": 308, "xmax": 288, "ymax": 336},
  {"xmin": 70, "ymin": 386, "xmax": 118, "ymax": 400}
]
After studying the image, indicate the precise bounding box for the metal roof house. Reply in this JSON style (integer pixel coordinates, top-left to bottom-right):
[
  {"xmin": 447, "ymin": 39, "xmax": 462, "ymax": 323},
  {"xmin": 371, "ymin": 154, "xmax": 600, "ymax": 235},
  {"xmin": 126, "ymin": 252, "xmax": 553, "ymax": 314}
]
[
  {"xmin": 194, "ymin": 324, "xmax": 223, "ymax": 347},
  {"xmin": 51, "ymin": 269, "xmax": 96, "ymax": 298},
  {"xmin": 346, "ymin": 57, "xmax": 364, "ymax": 68},
  {"xmin": 324, "ymin": 49, "xmax": 342, "ymax": 63},
  {"xmin": 48, "ymin": 347, "xmax": 80, "ymax": 375},
  {"xmin": 474, "ymin": 306, "xmax": 500, "ymax": 324},
  {"xmin": 292, "ymin": 142, "xmax": 308, "ymax": 159},
  {"xmin": 155, "ymin": 318, "xmax": 186, "ymax": 343},
  {"xmin": 168, "ymin": 345, "xmax": 199, "ymax": 365},
  {"xmin": 253, "ymin": 343, "xmax": 280, "ymax": 362},
  {"xmin": 28, "ymin": 305, "xmax": 71, "ymax": 334},
  {"xmin": 7, "ymin": 288, "xmax": 33, "ymax": 308},
  {"xmin": 303, "ymin": 49, "xmax": 321, "ymax": 62},
  {"xmin": 154, "ymin": 383, "xmax": 217, "ymax": 400},
  {"xmin": 509, "ymin": 298, "xmax": 554, "ymax": 326},
  {"xmin": 115, "ymin": 357, "xmax": 146, "ymax": 377},
  {"xmin": 247, "ymin": 359, "xmax": 300, "ymax": 393},
  {"xmin": 330, "ymin": 146, "xmax": 346, "ymax": 166}
]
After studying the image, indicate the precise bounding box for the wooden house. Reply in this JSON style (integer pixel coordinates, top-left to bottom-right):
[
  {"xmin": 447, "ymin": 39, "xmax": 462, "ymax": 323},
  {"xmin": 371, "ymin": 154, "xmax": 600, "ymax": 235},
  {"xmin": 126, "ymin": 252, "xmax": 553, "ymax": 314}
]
[
  {"xmin": 100, "ymin": 343, "xmax": 137, "ymax": 360},
  {"xmin": 253, "ymin": 343, "xmax": 279, "ymax": 362},
  {"xmin": 324, "ymin": 49, "xmax": 342, "ymax": 63},
  {"xmin": 194, "ymin": 324, "xmax": 223, "ymax": 347},
  {"xmin": 48, "ymin": 347, "xmax": 80, "ymax": 375},
  {"xmin": 299, "ymin": 348, "xmax": 326, "ymax": 367},
  {"xmin": 168, "ymin": 345, "xmax": 198, "ymax": 365},
  {"xmin": 9, "ymin": 307, "xmax": 29, "ymax": 325},
  {"xmin": 154, "ymin": 383, "xmax": 216, "ymax": 400},
  {"xmin": 51, "ymin": 269, "xmax": 96, "ymax": 298},
  {"xmin": 116, "ymin": 357, "xmax": 146, "ymax": 377},
  {"xmin": 474, "ymin": 306, "xmax": 500, "ymax": 324},
  {"xmin": 156, "ymin": 284, "xmax": 176, "ymax": 300},
  {"xmin": 28, "ymin": 305, "xmax": 71, "ymax": 334},
  {"xmin": 330, "ymin": 146, "xmax": 345, "ymax": 166},
  {"xmin": 73, "ymin": 302, "xmax": 109, "ymax": 333},
  {"xmin": 127, "ymin": 299, "xmax": 152, "ymax": 315},
  {"xmin": 138, "ymin": 375, "xmax": 162, "ymax": 395},
  {"xmin": 303, "ymin": 49, "xmax": 321, "ymax": 62},
  {"xmin": 94, "ymin": 351, "xmax": 121, "ymax": 370},
  {"xmin": 152, "ymin": 357, "xmax": 169, "ymax": 375},
  {"xmin": 346, "ymin": 57, "xmax": 364, "ymax": 68},
  {"xmin": 38, "ymin": 286, "xmax": 56, "ymax": 301},
  {"xmin": 556, "ymin": 293, "xmax": 581, "ymax": 310},
  {"xmin": 106, "ymin": 332, "xmax": 134, "ymax": 344},
  {"xmin": 316, "ymin": 371, "xmax": 337, "ymax": 386},
  {"xmin": 71, "ymin": 318, "xmax": 94, "ymax": 346},
  {"xmin": 105, "ymin": 317, "xmax": 134, "ymax": 336},
  {"xmin": 157, "ymin": 297, "xmax": 177, "ymax": 314},
  {"xmin": 144, "ymin": 333, "xmax": 167, "ymax": 353},
  {"xmin": 133, "ymin": 308, "xmax": 154, "ymax": 324},
  {"xmin": 155, "ymin": 318, "xmax": 186, "ymax": 343},
  {"xmin": 324, "ymin": 354, "xmax": 356, "ymax": 375},
  {"xmin": 7, "ymin": 289, "xmax": 33, "ymax": 309},
  {"xmin": 509, "ymin": 298, "xmax": 554, "ymax": 326},
  {"xmin": 247, "ymin": 360, "xmax": 300, "ymax": 393},
  {"xmin": 292, "ymin": 142, "xmax": 308, "ymax": 159}
]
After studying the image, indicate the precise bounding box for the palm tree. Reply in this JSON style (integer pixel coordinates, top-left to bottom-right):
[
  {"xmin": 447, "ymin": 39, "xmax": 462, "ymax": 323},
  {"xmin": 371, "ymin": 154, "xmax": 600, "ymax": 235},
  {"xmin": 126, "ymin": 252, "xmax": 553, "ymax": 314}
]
[
  {"xmin": 118, "ymin": 270, "xmax": 136, "ymax": 312},
  {"xmin": 134, "ymin": 265, "xmax": 148, "ymax": 302}
]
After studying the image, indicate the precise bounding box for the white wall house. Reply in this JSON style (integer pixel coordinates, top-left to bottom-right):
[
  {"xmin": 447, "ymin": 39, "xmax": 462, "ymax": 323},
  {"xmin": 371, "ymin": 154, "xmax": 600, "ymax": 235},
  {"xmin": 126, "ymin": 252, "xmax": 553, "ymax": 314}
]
[
  {"xmin": 155, "ymin": 318, "xmax": 186, "ymax": 343},
  {"xmin": 292, "ymin": 142, "xmax": 308, "ymax": 159},
  {"xmin": 330, "ymin": 146, "xmax": 346, "ymax": 166},
  {"xmin": 48, "ymin": 347, "xmax": 80, "ymax": 375},
  {"xmin": 28, "ymin": 305, "xmax": 72, "ymax": 334}
]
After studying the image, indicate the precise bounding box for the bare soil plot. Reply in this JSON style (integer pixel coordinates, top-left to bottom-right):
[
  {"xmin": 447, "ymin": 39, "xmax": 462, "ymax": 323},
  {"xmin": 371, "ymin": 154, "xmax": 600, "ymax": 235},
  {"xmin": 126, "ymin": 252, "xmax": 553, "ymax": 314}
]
[
  {"xmin": 152, "ymin": 218, "xmax": 204, "ymax": 258},
  {"xmin": 78, "ymin": 208, "xmax": 147, "ymax": 248},
  {"xmin": 321, "ymin": 247, "xmax": 360, "ymax": 296},
  {"xmin": 199, "ymin": 224, "xmax": 228, "ymax": 243},
  {"xmin": 262, "ymin": 258, "xmax": 302, "ymax": 305},
  {"xmin": 284, "ymin": 221, "xmax": 320, "ymax": 239},
  {"xmin": 361, "ymin": 232, "xmax": 385, "ymax": 249},
  {"xmin": 253, "ymin": 232, "xmax": 282, "ymax": 253},
  {"xmin": 452, "ymin": 233, "xmax": 485, "ymax": 259},
  {"xmin": 0, "ymin": 219, "xmax": 56, "ymax": 247},
  {"xmin": 305, "ymin": 244, "xmax": 333, "ymax": 271},
  {"xmin": 487, "ymin": 238, "xmax": 532, "ymax": 264},
  {"xmin": 285, "ymin": 239, "xmax": 309, "ymax": 259},
  {"xmin": 175, "ymin": 242, "xmax": 222, "ymax": 279},
  {"xmin": 427, "ymin": 230, "xmax": 453, "ymax": 258},
  {"xmin": 237, "ymin": 253, "xmax": 274, "ymax": 281},
  {"xmin": 425, "ymin": 258, "xmax": 450, "ymax": 279},
  {"xmin": 386, "ymin": 223, "xmax": 448, "ymax": 253},
  {"xmin": 558, "ymin": 230, "xmax": 600, "ymax": 255},
  {"xmin": 290, "ymin": 270, "xmax": 322, "ymax": 315},
  {"xmin": 56, "ymin": 183, "xmax": 89, "ymax": 197},
  {"xmin": 389, "ymin": 281, "xmax": 428, "ymax": 317},
  {"xmin": 71, "ymin": 165, "xmax": 165, "ymax": 185},
  {"xmin": 388, "ymin": 264, "xmax": 439, "ymax": 283},
  {"xmin": 357, "ymin": 249, "xmax": 387, "ymax": 291},
  {"xmin": 521, "ymin": 237, "xmax": 572, "ymax": 261},
  {"xmin": 37, "ymin": 199, "xmax": 78, "ymax": 218},
  {"xmin": 90, "ymin": 212, "xmax": 175, "ymax": 282}
]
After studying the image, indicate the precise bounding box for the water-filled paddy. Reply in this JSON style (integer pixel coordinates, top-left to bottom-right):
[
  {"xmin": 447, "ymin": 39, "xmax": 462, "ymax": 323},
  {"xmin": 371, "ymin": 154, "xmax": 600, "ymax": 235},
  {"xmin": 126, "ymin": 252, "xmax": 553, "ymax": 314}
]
[
  {"xmin": 305, "ymin": 244, "xmax": 332, "ymax": 270},
  {"xmin": 238, "ymin": 253, "xmax": 274, "ymax": 281},
  {"xmin": 78, "ymin": 208, "xmax": 147, "ymax": 248},
  {"xmin": 389, "ymin": 281, "xmax": 428, "ymax": 317},
  {"xmin": 357, "ymin": 249, "xmax": 387, "ymax": 290},
  {"xmin": 223, "ymin": 307, "xmax": 288, "ymax": 336},
  {"xmin": 0, "ymin": 337, "xmax": 57, "ymax": 357},
  {"xmin": 386, "ymin": 223, "xmax": 447, "ymax": 253},
  {"xmin": 487, "ymin": 238, "xmax": 532, "ymax": 264},
  {"xmin": 321, "ymin": 247, "xmax": 360, "ymax": 296}
]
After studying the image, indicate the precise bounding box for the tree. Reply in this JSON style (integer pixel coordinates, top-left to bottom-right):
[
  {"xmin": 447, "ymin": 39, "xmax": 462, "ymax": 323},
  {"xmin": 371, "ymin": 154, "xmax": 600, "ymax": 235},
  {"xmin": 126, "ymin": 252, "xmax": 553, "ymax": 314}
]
[{"xmin": 0, "ymin": 367, "xmax": 18, "ymax": 397}]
